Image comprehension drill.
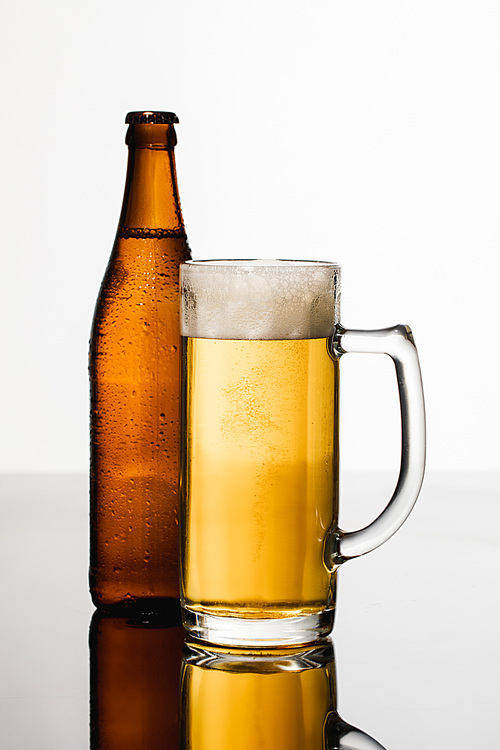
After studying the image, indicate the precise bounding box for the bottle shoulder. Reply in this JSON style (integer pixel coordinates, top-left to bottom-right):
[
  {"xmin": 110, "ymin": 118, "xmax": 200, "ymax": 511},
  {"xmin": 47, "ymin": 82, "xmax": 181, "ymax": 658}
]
[
  {"xmin": 97, "ymin": 236, "xmax": 190, "ymax": 285},
  {"xmin": 90, "ymin": 241, "xmax": 187, "ymax": 330}
]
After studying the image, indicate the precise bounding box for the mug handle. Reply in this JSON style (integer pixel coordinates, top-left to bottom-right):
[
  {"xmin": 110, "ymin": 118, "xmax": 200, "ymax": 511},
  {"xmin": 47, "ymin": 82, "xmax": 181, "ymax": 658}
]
[{"xmin": 326, "ymin": 324, "xmax": 426, "ymax": 567}]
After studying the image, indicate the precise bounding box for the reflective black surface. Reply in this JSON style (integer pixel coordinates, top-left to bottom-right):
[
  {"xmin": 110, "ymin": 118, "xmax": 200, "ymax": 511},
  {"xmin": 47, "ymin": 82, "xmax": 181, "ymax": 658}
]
[
  {"xmin": 1, "ymin": 473, "xmax": 498, "ymax": 748},
  {"xmin": 89, "ymin": 612, "xmax": 386, "ymax": 749}
]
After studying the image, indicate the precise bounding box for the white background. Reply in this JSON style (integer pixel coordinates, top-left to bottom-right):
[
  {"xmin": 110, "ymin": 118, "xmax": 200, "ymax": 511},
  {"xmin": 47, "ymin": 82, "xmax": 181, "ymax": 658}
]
[{"xmin": 0, "ymin": 0, "xmax": 499, "ymax": 474}]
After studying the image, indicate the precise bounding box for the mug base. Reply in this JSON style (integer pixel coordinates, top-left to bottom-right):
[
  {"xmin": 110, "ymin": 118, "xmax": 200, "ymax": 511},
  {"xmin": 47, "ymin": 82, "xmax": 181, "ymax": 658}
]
[{"xmin": 182, "ymin": 607, "xmax": 335, "ymax": 647}]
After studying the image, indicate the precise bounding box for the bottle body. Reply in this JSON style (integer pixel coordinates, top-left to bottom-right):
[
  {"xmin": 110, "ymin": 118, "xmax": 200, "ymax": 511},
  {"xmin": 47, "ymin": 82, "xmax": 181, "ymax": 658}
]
[{"xmin": 90, "ymin": 113, "xmax": 190, "ymax": 608}]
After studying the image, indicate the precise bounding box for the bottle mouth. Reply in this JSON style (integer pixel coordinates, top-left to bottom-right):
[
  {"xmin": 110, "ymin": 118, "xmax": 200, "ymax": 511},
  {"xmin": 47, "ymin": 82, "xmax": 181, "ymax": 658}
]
[
  {"xmin": 125, "ymin": 113, "xmax": 178, "ymax": 148},
  {"xmin": 125, "ymin": 111, "xmax": 179, "ymax": 125}
]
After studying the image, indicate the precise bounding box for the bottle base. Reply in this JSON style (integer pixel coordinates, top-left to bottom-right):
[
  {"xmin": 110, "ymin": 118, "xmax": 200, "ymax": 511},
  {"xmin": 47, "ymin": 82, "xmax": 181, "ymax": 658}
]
[
  {"xmin": 90, "ymin": 594, "xmax": 181, "ymax": 620},
  {"xmin": 182, "ymin": 607, "xmax": 335, "ymax": 647}
]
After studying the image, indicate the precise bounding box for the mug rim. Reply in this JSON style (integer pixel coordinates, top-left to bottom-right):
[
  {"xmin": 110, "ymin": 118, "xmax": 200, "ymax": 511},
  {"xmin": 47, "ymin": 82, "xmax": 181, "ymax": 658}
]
[{"xmin": 181, "ymin": 258, "xmax": 341, "ymax": 270}]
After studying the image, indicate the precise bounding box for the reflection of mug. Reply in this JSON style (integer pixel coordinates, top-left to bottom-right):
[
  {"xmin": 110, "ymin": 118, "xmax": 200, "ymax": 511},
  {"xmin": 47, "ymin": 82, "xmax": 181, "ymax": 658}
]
[
  {"xmin": 180, "ymin": 260, "xmax": 425, "ymax": 646},
  {"xmin": 180, "ymin": 640, "xmax": 387, "ymax": 750}
]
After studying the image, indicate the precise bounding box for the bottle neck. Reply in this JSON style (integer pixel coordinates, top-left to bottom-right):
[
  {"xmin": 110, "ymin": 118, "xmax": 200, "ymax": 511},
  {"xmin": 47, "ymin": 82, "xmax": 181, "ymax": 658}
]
[{"xmin": 117, "ymin": 124, "xmax": 186, "ymax": 239}]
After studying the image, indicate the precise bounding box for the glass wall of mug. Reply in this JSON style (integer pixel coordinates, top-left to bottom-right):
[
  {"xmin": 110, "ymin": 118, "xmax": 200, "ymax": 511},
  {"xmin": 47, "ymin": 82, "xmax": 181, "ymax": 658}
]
[{"xmin": 179, "ymin": 259, "xmax": 425, "ymax": 647}]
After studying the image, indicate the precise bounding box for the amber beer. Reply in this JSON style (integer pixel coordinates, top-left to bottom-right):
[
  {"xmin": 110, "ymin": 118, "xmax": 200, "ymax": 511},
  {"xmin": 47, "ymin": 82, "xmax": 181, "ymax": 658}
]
[
  {"xmin": 90, "ymin": 112, "xmax": 191, "ymax": 608},
  {"xmin": 180, "ymin": 261, "xmax": 341, "ymax": 636},
  {"xmin": 182, "ymin": 337, "xmax": 338, "ymax": 615}
]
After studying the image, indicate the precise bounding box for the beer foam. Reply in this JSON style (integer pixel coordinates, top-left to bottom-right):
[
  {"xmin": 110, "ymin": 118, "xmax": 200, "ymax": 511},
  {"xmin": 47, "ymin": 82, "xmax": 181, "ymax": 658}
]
[{"xmin": 181, "ymin": 260, "xmax": 341, "ymax": 340}]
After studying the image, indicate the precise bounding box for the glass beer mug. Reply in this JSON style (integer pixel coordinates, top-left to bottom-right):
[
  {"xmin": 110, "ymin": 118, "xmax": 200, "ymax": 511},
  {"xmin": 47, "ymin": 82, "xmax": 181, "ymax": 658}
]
[{"xmin": 180, "ymin": 260, "xmax": 425, "ymax": 646}]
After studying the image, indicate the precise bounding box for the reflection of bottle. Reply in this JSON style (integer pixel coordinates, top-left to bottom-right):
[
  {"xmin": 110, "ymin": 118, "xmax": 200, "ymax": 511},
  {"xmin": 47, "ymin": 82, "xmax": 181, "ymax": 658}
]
[
  {"xmin": 180, "ymin": 641, "xmax": 387, "ymax": 750},
  {"xmin": 89, "ymin": 604, "xmax": 184, "ymax": 749},
  {"xmin": 89, "ymin": 111, "xmax": 191, "ymax": 609}
]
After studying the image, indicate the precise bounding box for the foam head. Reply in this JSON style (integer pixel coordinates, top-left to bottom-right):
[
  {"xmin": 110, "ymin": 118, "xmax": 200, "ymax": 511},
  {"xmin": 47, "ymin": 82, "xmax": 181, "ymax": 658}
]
[{"xmin": 180, "ymin": 260, "xmax": 341, "ymax": 340}]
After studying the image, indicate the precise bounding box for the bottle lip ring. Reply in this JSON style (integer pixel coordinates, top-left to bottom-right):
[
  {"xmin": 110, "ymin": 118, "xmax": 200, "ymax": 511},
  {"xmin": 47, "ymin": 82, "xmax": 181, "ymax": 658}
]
[{"xmin": 125, "ymin": 111, "xmax": 179, "ymax": 125}]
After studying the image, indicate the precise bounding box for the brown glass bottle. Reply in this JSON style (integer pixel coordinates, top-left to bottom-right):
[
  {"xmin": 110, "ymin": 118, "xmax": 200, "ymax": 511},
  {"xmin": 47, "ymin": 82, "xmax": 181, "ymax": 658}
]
[{"xmin": 89, "ymin": 111, "xmax": 191, "ymax": 609}]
